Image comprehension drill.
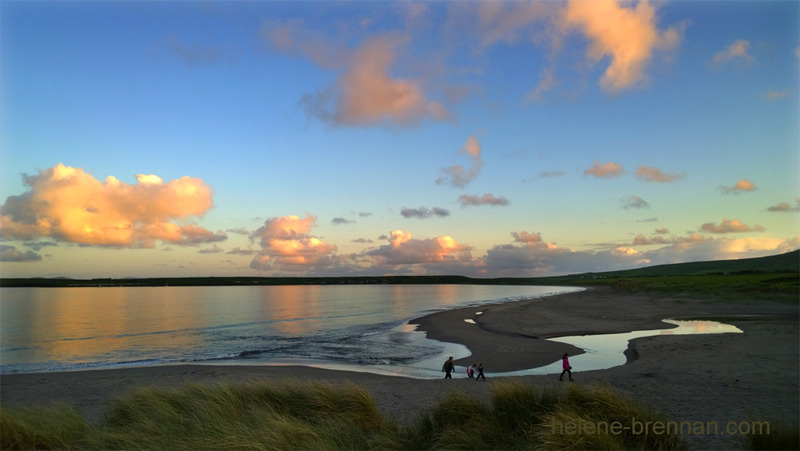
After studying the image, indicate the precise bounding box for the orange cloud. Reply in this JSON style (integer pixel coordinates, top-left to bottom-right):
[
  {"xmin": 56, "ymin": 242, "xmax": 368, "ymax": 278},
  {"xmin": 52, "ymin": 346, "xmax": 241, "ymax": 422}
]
[
  {"xmin": 562, "ymin": 0, "xmax": 683, "ymax": 92},
  {"xmin": 249, "ymin": 215, "xmax": 337, "ymax": 270},
  {"xmin": 0, "ymin": 164, "xmax": 222, "ymax": 247},
  {"xmin": 635, "ymin": 165, "xmax": 684, "ymax": 182},
  {"xmin": 712, "ymin": 39, "xmax": 754, "ymax": 65},
  {"xmin": 300, "ymin": 34, "xmax": 451, "ymax": 127},
  {"xmin": 719, "ymin": 179, "xmax": 757, "ymax": 194},
  {"xmin": 700, "ymin": 218, "xmax": 764, "ymax": 234},
  {"xmin": 458, "ymin": 193, "xmax": 509, "ymax": 207},
  {"xmin": 512, "ymin": 231, "xmax": 543, "ymax": 247},
  {"xmin": 366, "ymin": 230, "xmax": 472, "ymax": 266},
  {"xmin": 584, "ymin": 161, "xmax": 625, "ymax": 178},
  {"xmin": 437, "ymin": 135, "xmax": 484, "ymax": 188}
]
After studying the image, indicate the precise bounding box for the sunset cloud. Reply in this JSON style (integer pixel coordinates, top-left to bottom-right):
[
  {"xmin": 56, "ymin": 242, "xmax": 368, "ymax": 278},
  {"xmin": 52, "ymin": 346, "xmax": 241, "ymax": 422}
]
[
  {"xmin": 719, "ymin": 179, "xmax": 757, "ymax": 194},
  {"xmin": 621, "ymin": 195, "xmax": 649, "ymax": 209},
  {"xmin": 712, "ymin": 39, "xmax": 754, "ymax": 65},
  {"xmin": 512, "ymin": 231, "xmax": 544, "ymax": 246},
  {"xmin": 366, "ymin": 230, "xmax": 473, "ymax": 266},
  {"xmin": 299, "ymin": 34, "xmax": 451, "ymax": 127},
  {"xmin": 437, "ymin": 136, "xmax": 484, "ymax": 188},
  {"xmin": 249, "ymin": 215, "xmax": 338, "ymax": 271},
  {"xmin": 0, "ymin": 244, "xmax": 42, "ymax": 262},
  {"xmin": 401, "ymin": 206, "xmax": 450, "ymax": 219},
  {"xmin": 765, "ymin": 90, "xmax": 791, "ymax": 101},
  {"xmin": 767, "ymin": 200, "xmax": 800, "ymax": 212},
  {"xmin": 635, "ymin": 165, "xmax": 684, "ymax": 182},
  {"xmin": 483, "ymin": 231, "xmax": 651, "ymax": 276},
  {"xmin": 700, "ymin": 218, "xmax": 764, "ymax": 234},
  {"xmin": 642, "ymin": 236, "xmax": 797, "ymax": 266},
  {"xmin": 584, "ymin": 161, "xmax": 624, "ymax": 178},
  {"xmin": 0, "ymin": 164, "xmax": 223, "ymax": 248},
  {"xmin": 633, "ymin": 234, "xmax": 668, "ymax": 245},
  {"xmin": 459, "ymin": 193, "xmax": 509, "ymax": 207},
  {"xmin": 561, "ymin": 0, "xmax": 683, "ymax": 92}
]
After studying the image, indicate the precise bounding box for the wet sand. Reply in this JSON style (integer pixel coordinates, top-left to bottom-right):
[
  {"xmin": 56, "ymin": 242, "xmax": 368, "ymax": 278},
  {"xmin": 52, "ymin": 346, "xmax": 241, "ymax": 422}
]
[{"xmin": 2, "ymin": 287, "xmax": 797, "ymax": 449}]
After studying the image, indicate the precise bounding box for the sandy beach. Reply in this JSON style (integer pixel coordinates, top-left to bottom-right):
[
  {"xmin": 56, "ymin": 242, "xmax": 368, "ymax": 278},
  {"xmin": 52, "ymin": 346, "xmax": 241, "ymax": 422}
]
[{"xmin": 2, "ymin": 287, "xmax": 797, "ymax": 449}]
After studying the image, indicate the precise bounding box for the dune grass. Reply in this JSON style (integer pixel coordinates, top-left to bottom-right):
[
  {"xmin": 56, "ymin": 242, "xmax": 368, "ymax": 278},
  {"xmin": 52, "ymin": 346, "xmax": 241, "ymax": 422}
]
[
  {"xmin": 4, "ymin": 379, "xmax": 794, "ymax": 450},
  {"xmin": 0, "ymin": 379, "xmax": 701, "ymax": 450}
]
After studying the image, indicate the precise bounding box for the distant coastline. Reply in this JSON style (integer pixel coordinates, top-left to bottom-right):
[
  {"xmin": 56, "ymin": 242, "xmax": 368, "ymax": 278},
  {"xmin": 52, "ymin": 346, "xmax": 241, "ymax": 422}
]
[{"xmin": 2, "ymin": 249, "xmax": 797, "ymax": 288}]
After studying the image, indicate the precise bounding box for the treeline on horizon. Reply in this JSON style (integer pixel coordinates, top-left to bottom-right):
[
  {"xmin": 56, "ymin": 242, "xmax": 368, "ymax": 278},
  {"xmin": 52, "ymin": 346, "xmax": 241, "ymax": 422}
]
[{"xmin": 1, "ymin": 250, "xmax": 797, "ymax": 288}]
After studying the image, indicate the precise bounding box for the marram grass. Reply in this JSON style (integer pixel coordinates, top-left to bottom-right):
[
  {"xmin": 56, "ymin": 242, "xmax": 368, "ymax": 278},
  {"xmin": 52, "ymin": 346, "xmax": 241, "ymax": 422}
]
[{"xmin": 2, "ymin": 379, "xmax": 789, "ymax": 450}]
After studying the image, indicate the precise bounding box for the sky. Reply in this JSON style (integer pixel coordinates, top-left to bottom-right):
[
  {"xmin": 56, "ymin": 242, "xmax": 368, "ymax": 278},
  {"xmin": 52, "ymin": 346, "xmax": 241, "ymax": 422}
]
[{"xmin": 1, "ymin": 0, "xmax": 798, "ymax": 279}]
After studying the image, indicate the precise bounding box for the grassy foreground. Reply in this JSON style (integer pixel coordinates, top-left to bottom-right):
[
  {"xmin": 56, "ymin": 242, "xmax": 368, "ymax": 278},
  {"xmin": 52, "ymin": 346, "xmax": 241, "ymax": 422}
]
[{"xmin": 1, "ymin": 380, "xmax": 691, "ymax": 450}]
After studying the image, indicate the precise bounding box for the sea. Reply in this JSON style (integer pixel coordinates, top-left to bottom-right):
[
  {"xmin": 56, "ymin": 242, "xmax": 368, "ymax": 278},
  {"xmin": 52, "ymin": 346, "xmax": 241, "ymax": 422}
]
[{"xmin": 0, "ymin": 284, "xmax": 580, "ymax": 377}]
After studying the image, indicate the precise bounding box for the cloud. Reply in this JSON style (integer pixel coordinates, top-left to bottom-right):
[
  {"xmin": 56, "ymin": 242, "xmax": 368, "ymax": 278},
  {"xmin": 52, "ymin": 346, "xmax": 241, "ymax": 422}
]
[
  {"xmin": 332, "ymin": 217, "xmax": 355, "ymax": 225},
  {"xmin": 584, "ymin": 161, "xmax": 624, "ymax": 178},
  {"xmin": 249, "ymin": 215, "xmax": 339, "ymax": 271},
  {"xmin": 561, "ymin": 0, "xmax": 684, "ymax": 92},
  {"xmin": 537, "ymin": 170, "xmax": 565, "ymax": 178},
  {"xmin": 22, "ymin": 241, "xmax": 58, "ymax": 251},
  {"xmin": 765, "ymin": 90, "xmax": 791, "ymax": 101},
  {"xmin": 634, "ymin": 165, "xmax": 684, "ymax": 182},
  {"xmin": 641, "ymin": 236, "xmax": 797, "ymax": 267},
  {"xmin": 620, "ymin": 195, "xmax": 649, "ymax": 209},
  {"xmin": 525, "ymin": 67, "xmax": 560, "ymax": 103},
  {"xmin": 712, "ymin": 39, "xmax": 754, "ymax": 65},
  {"xmin": 700, "ymin": 218, "xmax": 764, "ymax": 234},
  {"xmin": 365, "ymin": 230, "xmax": 473, "ymax": 266},
  {"xmin": 436, "ymin": 136, "xmax": 484, "ymax": 188},
  {"xmin": 198, "ymin": 244, "xmax": 225, "ymax": 254},
  {"xmin": 483, "ymin": 231, "xmax": 651, "ymax": 276},
  {"xmin": 719, "ymin": 179, "xmax": 757, "ymax": 194},
  {"xmin": 476, "ymin": 0, "xmax": 554, "ymax": 48},
  {"xmin": 459, "ymin": 193, "xmax": 510, "ymax": 207},
  {"xmin": 512, "ymin": 230, "xmax": 544, "ymax": 246},
  {"xmin": 633, "ymin": 234, "xmax": 668, "ymax": 245},
  {"xmin": 0, "ymin": 244, "xmax": 42, "ymax": 262},
  {"xmin": 299, "ymin": 34, "xmax": 451, "ymax": 127},
  {"xmin": 166, "ymin": 35, "xmax": 225, "ymax": 65},
  {"xmin": 655, "ymin": 228, "xmax": 669, "ymax": 234},
  {"xmin": 260, "ymin": 19, "xmax": 347, "ymax": 70},
  {"xmin": 767, "ymin": 200, "xmax": 800, "ymax": 212},
  {"xmin": 0, "ymin": 164, "xmax": 223, "ymax": 248},
  {"xmin": 401, "ymin": 206, "xmax": 450, "ymax": 219},
  {"xmin": 227, "ymin": 247, "xmax": 258, "ymax": 256}
]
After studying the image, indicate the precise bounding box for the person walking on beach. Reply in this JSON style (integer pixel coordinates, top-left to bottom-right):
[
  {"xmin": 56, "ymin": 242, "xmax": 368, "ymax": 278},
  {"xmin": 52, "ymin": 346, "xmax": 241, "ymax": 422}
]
[
  {"xmin": 559, "ymin": 353, "xmax": 573, "ymax": 381},
  {"xmin": 476, "ymin": 362, "xmax": 485, "ymax": 381},
  {"xmin": 442, "ymin": 356, "xmax": 455, "ymax": 379},
  {"xmin": 467, "ymin": 363, "xmax": 475, "ymax": 378}
]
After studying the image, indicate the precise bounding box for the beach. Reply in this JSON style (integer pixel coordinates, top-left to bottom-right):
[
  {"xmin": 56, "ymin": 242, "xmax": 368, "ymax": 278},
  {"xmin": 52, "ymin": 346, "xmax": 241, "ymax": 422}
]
[{"xmin": 2, "ymin": 287, "xmax": 797, "ymax": 449}]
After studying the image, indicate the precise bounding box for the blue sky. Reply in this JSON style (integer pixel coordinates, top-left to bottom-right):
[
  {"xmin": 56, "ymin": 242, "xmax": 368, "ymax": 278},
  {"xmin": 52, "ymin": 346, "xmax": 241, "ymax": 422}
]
[{"xmin": 1, "ymin": 0, "xmax": 798, "ymax": 278}]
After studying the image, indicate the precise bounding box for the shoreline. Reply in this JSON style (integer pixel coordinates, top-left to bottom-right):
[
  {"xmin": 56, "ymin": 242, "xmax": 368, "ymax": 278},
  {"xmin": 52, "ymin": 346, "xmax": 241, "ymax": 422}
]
[{"xmin": 2, "ymin": 286, "xmax": 797, "ymax": 449}]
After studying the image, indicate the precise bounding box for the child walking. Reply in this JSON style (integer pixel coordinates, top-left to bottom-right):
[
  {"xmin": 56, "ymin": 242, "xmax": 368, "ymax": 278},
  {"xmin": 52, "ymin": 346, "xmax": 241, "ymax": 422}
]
[{"xmin": 559, "ymin": 353, "xmax": 573, "ymax": 381}]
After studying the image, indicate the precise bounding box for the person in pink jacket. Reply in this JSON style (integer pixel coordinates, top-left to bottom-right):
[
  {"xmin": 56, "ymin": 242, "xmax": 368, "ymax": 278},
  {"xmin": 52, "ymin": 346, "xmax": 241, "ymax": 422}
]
[{"xmin": 559, "ymin": 353, "xmax": 573, "ymax": 381}]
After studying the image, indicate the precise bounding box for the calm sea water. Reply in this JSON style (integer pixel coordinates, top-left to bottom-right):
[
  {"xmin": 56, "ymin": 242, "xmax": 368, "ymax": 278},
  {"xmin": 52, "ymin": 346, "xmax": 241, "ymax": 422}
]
[{"xmin": 0, "ymin": 284, "xmax": 578, "ymax": 376}]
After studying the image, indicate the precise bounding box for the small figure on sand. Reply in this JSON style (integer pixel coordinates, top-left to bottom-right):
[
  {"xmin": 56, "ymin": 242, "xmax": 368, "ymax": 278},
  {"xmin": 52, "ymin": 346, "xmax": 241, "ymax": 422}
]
[
  {"xmin": 442, "ymin": 356, "xmax": 455, "ymax": 379},
  {"xmin": 476, "ymin": 362, "xmax": 485, "ymax": 381},
  {"xmin": 467, "ymin": 363, "xmax": 475, "ymax": 378},
  {"xmin": 559, "ymin": 353, "xmax": 573, "ymax": 381}
]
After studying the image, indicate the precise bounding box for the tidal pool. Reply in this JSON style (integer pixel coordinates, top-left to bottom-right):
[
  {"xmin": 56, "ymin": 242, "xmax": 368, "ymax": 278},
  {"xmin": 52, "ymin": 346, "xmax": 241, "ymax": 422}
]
[{"xmin": 523, "ymin": 318, "xmax": 743, "ymax": 376}]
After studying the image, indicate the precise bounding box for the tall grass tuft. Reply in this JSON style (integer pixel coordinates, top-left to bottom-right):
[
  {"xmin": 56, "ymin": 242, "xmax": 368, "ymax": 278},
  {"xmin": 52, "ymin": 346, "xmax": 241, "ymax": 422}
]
[
  {"xmin": 0, "ymin": 404, "xmax": 89, "ymax": 450},
  {"xmin": 537, "ymin": 383, "xmax": 685, "ymax": 450},
  {"xmin": 1, "ymin": 379, "xmax": 690, "ymax": 450},
  {"xmin": 743, "ymin": 422, "xmax": 800, "ymax": 451}
]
